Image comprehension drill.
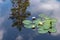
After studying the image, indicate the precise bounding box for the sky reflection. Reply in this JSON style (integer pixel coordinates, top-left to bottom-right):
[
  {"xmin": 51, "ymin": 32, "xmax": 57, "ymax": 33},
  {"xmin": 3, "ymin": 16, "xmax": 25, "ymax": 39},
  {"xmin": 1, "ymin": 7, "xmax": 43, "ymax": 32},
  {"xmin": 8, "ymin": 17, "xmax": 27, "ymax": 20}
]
[{"xmin": 0, "ymin": 0, "xmax": 60, "ymax": 40}]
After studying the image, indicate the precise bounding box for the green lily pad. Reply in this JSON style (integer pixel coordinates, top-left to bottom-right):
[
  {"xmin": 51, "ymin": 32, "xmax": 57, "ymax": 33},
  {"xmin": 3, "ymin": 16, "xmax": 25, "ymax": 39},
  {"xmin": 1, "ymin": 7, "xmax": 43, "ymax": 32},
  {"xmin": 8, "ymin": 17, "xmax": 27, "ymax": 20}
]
[
  {"xmin": 38, "ymin": 29, "xmax": 48, "ymax": 33},
  {"xmin": 51, "ymin": 18, "xmax": 57, "ymax": 24},
  {"xmin": 37, "ymin": 25, "xmax": 50, "ymax": 30},
  {"xmin": 38, "ymin": 14, "xmax": 50, "ymax": 19},
  {"xmin": 37, "ymin": 20, "xmax": 51, "ymax": 29},
  {"xmin": 49, "ymin": 28, "xmax": 57, "ymax": 33},
  {"xmin": 43, "ymin": 20, "xmax": 51, "ymax": 29},
  {"xmin": 43, "ymin": 25, "xmax": 50, "ymax": 29},
  {"xmin": 24, "ymin": 24, "xmax": 36, "ymax": 28},
  {"xmin": 44, "ymin": 17, "xmax": 50, "ymax": 20},
  {"xmin": 23, "ymin": 20, "xmax": 32, "ymax": 25},
  {"xmin": 50, "ymin": 18, "xmax": 57, "ymax": 27},
  {"xmin": 51, "ymin": 18, "xmax": 57, "ymax": 21},
  {"xmin": 37, "ymin": 25, "xmax": 43, "ymax": 28},
  {"xmin": 38, "ymin": 14, "xmax": 46, "ymax": 18},
  {"xmin": 37, "ymin": 26, "xmax": 44, "ymax": 30},
  {"xmin": 33, "ymin": 19, "xmax": 43, "ymax": 25}
]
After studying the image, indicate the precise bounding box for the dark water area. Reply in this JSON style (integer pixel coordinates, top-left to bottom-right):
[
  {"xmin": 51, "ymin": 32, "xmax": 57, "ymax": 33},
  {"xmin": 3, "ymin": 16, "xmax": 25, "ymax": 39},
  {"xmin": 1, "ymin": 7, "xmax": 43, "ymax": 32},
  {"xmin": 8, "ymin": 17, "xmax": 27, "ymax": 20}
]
[{"xmin": 0, "ymin": 0, "xmax": 60, "ymax": 40}]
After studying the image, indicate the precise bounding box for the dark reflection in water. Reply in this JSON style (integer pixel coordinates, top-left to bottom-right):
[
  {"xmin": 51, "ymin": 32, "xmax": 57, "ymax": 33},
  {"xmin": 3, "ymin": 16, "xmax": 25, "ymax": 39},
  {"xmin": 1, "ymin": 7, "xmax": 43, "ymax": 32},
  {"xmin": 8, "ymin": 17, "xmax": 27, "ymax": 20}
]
[{"xmin": 9, "ymin": 0, "xmax": 31, "ymax": 31}]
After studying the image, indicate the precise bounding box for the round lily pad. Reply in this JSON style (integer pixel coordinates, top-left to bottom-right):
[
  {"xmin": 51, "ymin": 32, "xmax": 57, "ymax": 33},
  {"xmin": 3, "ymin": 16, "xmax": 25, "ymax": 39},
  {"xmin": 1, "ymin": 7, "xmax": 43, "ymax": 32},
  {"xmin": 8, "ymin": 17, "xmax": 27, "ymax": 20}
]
[
  {"xmin": 24, "ymin": 24, "xmax": 36, "ymax": 28},
  {"xmin": 43, "ymin": 24, "xmax": 50, "ymax": 29},
  {"xmin": 51, "ymin": 19, "xmax": 57, "ymax": 25},
  {"xmin": 33, "ymin": 19, "xmax": 43, "ymax": 25},
  {"xmin": 37, "ymin": 25, "xmax": 44, "ymax": 29},
  {"xmin": 51, "ymin": 18, "xmax": 57, "ymax": 22},
  {"xmin": 38, "ymin": 29, "xmax": 48, "ymax": 33},
  {"xmin": 37, "ymin": 27, "xmax": 45, "ymax": 32},
  {"xmin": 44, "ymin": 15, "xmax": 51, "ymax": 20},
  {"xmin": 49, "ymin": 28, "xmax": 57, "ymax": 33},
  {"xmin": 43, "ymin": 19, "xmax": 51, "ymax": 29},
  {"xmin": 23, "ymin": 20, "xmax": 32, "ymax": 25},
  {"xmin": 38, "ymin": 14, "xmax": 45, "ymax": 18}
]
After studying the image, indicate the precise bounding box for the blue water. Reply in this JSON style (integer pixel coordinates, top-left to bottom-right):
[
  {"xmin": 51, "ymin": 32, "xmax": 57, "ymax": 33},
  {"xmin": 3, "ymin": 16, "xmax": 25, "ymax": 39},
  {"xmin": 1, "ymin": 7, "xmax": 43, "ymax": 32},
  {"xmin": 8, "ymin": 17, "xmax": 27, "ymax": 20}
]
[{"xmin": 0, "ymin": 0, "xmax": 60, "ymax": 40}]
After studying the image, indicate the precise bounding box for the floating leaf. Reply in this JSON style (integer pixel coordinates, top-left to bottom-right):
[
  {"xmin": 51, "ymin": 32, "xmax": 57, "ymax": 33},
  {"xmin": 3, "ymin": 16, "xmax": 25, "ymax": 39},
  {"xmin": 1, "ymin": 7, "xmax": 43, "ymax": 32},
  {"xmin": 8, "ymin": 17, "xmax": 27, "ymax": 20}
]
[
  {"xmin": 51, "ymin": 18, "xmax": 57, "ymax": 24},
  {"xmin": 37, "ymin": 24, "xmax": 45, "ymax": 29},
  {"xmin": 38, "ymin": 14, "xmax": 46, "ymax": 18},
  {"xmin": 23, "ymin": 20, "xmax": 32, "ymax": 25},
  {"xmin": 37, "ymin": 27, "xmax": 44, "ymax": 30},
  {"xmin": 43, "ymin": 20, "xmax": 51, "ymax": 29},
  {"xmin": 33, "ymin": 19, "xmax": 43, "ymax": 25},
  {"xmin": 49, "ymin": 18, "xmax": 57, "ymax": 27},
  {"xmin": 43, "ymin": 25, "xmax": 50, "ymax": 29},
  {"xmin": 24, "ymin": 24, "xmax": 36, "ymax": 28},
  {"xmin": 38, "ymin": 29, "xmax": 48, "ymax": 33},
  {"xmin": 36, "ymin": 19, "xmax": 51, "ymax": 29},
  {"xmin": 49, "ymin": 28, "xmax": 57, "ymax": 33},
  {"xmin": 39, "ymin": 14, "xmax": 49, "ymax": 19},
  {"xmin": 22, "ymin": 14, "xmax": 57, "ymax": 33},
  {"xmin": 37, "ymin": 27, "xmax": 48, "ymax": 33},
  {"xmin": 37, "ymin": 25, "xmax": 50, "ymax": 30},
  {"xmin": 44, "ymin": 16, "xmax": 50, "ymax": 20}
]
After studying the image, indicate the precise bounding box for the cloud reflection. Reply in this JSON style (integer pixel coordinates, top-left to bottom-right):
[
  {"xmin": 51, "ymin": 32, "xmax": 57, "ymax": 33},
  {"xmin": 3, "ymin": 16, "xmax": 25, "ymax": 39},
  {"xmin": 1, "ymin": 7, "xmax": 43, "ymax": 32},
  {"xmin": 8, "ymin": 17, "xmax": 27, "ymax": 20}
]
[
  {"xmin": 29, "ymin": 0, "xmax": 60, "ymax": 36},
  {"xmin": 0, "ymin": 0, "xmax": 4, "ymax": 3},
  {"xmin": 0, "ymin": 0, "xmax": 60, "ymax": 40},
  {"xmin": 0, "ymin": 17, "xmax": 5, "ymax": 26},
  {"xmin": 0, "ymin": 29, "xmax": 6, "ymax": 40}
]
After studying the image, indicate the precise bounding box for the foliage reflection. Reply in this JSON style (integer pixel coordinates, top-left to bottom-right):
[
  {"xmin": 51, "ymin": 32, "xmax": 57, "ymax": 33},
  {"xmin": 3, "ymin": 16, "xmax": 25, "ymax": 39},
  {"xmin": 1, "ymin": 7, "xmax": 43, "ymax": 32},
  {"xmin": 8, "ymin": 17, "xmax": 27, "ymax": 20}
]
[{"xmin": 9, "ymin": 0, "xmax": 31, "ymax": 31}]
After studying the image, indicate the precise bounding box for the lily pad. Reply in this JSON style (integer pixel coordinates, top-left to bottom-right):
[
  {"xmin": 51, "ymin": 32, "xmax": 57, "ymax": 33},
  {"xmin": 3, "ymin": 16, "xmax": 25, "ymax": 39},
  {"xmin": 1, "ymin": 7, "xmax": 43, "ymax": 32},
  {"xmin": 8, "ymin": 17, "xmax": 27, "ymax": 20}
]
[
  {"xmin": 38, "ymin": 14, "xmax": 46, "ymax": 18},
  {"xmin": 43, "ymin": 20, "xmax": 51, "ymax": 29},
  {"xmin": 43, "ymin": 25, "xmax": 50, "ymax": 29},
  {"xmin": 44, "ymin": 17, "xmax": 50, "ymax": 20},
  {"xmin": 37, "ymin": 19, "xmax": 51, "ymax": 29},
  {"xmin": 24, "ymin": 24, "xmax": 36, "ymax": 28},
  {"xmin": 38, "ymin": 29, "xmax": 48, "ymax": 33},
  {"xmin": 37, "ymin": 25, "xmax": 43, "ymax": 28},
  {"xmin": 33, "ymin": 19, "xmax": 43, "ymax": 25},
  {"xmin": 49, "ymin": 28, "xmax": 57, "ymax": 33},
  {"xmin": 38, "ymin": 14, "xmax": 50, "ymax": 19},
  {"xmin": 37, "ymin": 27, "xmax": 44, "ymax": 30},
  {"xmin": 23, "ymin": 20, "xmax": 32, "ymax": 25},
  {"xmin": 51, "ymin": 19, "xmax": 57, "ymax": 24},
  {"xmin": 50, "ymin": 18, "xmax": 57, "ymax": 27},
  {"xmin": 51, "ymin": 18, "xmax": 57, "ymax": 21}
]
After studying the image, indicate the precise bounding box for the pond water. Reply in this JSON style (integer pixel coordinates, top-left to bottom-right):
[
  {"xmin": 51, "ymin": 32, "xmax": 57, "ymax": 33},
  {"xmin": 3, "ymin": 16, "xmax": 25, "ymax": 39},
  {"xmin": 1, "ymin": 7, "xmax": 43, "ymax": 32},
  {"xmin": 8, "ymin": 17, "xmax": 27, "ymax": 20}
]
[{"xmin": 0, "ymin": 0, "xmax": 60, "ymax": 40}]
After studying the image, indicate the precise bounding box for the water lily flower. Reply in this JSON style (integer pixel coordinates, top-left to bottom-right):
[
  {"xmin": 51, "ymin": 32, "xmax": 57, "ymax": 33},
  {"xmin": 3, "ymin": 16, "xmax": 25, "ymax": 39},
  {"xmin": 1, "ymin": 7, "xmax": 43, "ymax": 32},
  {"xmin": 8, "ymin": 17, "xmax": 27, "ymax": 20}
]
[{"xmin": 32, "ymin": 17, "xmax": 36, "ymax": 20}]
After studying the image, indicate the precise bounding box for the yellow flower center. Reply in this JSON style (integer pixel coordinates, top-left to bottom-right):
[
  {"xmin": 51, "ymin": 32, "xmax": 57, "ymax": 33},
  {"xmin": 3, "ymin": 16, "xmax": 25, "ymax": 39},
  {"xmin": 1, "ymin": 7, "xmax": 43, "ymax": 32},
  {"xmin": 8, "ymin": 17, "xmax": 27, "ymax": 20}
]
[{"xmin": 39, "ymin": 22, "xmax": 43, "ymax": 25}]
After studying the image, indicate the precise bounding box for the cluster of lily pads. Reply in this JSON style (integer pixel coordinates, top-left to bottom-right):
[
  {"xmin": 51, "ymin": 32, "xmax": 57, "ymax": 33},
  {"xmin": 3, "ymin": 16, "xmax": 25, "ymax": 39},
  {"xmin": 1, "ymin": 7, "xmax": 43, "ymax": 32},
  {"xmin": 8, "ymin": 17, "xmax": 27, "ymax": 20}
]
[{"xmin": 23, "ymin": 14, "xmax": 57, "ymax": 34}]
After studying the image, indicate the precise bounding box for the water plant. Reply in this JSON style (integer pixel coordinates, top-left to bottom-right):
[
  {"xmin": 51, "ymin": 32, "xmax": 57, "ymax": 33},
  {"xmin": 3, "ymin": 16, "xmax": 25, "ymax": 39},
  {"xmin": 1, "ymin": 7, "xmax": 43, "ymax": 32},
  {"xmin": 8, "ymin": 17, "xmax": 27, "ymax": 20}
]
[{"xmin": 23, "ymin": 14, "xmax": 57, "ymax": 34}]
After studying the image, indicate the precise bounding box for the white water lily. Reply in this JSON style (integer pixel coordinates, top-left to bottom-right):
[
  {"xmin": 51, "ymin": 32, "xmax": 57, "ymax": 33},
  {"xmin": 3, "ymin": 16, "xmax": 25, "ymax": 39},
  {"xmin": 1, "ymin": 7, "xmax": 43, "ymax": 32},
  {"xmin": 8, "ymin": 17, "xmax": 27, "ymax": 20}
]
[{"xmin": 32, "ymin": 17, "xmax": 36, "ymax": 19}]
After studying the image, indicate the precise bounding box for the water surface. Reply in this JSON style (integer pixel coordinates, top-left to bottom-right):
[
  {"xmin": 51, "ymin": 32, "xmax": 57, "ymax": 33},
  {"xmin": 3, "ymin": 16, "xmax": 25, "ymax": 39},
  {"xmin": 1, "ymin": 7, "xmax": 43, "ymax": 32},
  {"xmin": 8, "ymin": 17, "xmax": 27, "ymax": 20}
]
[{"xmin": 0, "ymin": 0, "xmax": 60, "ymax": 40}]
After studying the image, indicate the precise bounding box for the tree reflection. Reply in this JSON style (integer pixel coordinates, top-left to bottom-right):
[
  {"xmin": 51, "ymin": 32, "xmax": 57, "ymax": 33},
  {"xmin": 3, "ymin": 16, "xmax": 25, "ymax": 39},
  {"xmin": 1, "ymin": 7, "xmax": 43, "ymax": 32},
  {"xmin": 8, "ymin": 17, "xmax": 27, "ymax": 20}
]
[{"xmin": 9, "ymin": 0, "xmax": 31, "ymax": 31}]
